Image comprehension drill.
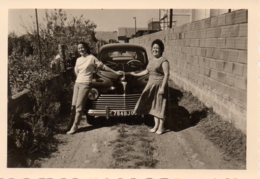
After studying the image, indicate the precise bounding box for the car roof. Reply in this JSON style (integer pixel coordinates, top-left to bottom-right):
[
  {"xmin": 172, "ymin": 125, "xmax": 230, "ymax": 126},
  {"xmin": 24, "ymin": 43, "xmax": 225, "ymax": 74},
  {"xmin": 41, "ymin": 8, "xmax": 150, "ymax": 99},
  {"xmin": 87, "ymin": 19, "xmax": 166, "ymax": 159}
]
[{"xmin": 99, "ymin": 43, "xmax": 147, "ymax": 52}]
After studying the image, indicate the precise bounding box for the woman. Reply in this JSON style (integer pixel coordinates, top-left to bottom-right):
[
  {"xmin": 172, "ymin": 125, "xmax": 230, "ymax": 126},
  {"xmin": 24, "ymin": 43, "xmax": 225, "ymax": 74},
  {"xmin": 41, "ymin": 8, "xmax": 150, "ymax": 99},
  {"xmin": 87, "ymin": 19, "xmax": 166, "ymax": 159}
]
[
  {"xmin": 67, "ymin": 42, "xmax": 122, "ymax": 134},
  {"xmin": 131, "ymin": 39, "xmax": 169, "ymax": 135}
]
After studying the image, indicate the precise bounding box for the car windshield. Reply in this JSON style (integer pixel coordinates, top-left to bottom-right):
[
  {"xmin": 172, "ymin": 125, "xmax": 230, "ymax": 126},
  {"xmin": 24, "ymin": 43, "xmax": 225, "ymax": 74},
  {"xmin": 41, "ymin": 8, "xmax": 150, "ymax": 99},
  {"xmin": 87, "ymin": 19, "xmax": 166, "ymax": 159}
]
[{"xmin": 99, "ymin": 48, "xmax": 147, "ymax": 72}]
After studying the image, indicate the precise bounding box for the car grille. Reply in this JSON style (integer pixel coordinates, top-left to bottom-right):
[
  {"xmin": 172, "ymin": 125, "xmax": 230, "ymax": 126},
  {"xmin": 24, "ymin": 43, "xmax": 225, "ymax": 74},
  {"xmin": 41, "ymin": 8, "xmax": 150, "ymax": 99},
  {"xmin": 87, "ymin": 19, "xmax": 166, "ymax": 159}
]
[{"xmin": 91, "ymin": 94, "xmax": 141, "ymax": 110}]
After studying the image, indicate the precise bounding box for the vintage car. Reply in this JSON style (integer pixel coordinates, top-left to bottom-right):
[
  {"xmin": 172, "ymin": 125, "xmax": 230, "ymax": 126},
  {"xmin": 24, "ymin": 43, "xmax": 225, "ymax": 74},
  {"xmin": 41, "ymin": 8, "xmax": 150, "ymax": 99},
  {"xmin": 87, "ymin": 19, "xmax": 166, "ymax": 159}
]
[{"xmin": 85, "ymin": 43, "xmax": 149, "ymax": 124}]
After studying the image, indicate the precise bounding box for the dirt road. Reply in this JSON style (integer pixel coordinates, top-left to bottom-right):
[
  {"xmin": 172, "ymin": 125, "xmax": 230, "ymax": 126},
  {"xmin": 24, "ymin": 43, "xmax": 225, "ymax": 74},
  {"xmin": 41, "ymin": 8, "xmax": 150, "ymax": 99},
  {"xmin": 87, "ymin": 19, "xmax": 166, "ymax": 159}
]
[
  {"xmin": 38, "ymin": 117, "xmax": 244, "ymax": 169},
  {"xmin": 37, "ymin": 83, "xmax": 245, "ymax": 169}
]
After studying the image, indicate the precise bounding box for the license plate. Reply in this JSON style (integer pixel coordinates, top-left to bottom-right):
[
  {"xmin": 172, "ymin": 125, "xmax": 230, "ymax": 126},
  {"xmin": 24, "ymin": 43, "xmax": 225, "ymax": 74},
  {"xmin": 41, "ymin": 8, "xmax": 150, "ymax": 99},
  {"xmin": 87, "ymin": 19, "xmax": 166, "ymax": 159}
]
[{"xmin": 110, "ymin": 110, "xmax": 134, "ymax": 116}]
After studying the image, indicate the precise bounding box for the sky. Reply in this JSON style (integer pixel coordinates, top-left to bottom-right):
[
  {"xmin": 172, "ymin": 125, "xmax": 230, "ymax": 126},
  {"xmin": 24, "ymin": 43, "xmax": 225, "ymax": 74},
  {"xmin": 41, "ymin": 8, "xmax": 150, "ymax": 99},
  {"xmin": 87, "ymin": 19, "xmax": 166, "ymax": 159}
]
[{"xmin": 8, "ymin": 9, "xmax": 160, "ymax": 36}]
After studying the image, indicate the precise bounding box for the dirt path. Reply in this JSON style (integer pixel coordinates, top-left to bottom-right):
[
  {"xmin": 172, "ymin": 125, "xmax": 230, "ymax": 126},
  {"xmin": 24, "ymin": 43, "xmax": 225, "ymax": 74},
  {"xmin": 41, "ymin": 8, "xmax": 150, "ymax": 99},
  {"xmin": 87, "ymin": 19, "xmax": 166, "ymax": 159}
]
[
  {"xmin": 38, "ymin": 118, "xmax": 244, "ymax": 169},
  {"xmin": 37, "ymin": 83, "xmax": 245, "ymax": 169}
]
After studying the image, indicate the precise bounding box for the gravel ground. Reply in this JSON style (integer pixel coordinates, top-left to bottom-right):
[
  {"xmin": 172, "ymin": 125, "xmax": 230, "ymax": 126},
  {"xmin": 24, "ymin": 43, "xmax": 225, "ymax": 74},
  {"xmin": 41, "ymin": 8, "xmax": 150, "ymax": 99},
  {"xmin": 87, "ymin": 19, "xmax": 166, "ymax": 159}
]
[{"xmin": 34, "ymin": 82, "xmax": 246, "ymax": 169}]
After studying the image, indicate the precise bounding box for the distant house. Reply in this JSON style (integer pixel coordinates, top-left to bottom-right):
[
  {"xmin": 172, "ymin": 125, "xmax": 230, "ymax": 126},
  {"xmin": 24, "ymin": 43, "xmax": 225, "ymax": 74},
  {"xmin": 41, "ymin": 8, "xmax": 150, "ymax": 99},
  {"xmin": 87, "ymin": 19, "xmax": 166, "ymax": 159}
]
[
  {"xmin": 95, "ymin": 31, "xmax": 119, "ymax": 53},
  {"xmin": 118, "ymin": 27, "xmax": 147, "ymax": 43},
  {"xmin": 95, "ymin": 31, "xmax": 118, "ymax": 43}
]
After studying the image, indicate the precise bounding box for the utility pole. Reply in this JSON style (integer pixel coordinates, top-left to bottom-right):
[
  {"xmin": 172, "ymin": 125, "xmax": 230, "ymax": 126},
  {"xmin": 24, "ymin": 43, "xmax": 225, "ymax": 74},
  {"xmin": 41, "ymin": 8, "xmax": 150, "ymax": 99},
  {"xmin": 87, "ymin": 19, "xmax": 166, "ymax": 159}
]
[
  {"xmin": 159, "ymin": 9, "xmax": 161, "ymax": 30},
  {"xmin": 35, "ymin": 9, "xmax": 42, "ymax": 63},
  {"xmin": 133, "ymin": 17, "xmax": 137, "ymax": 35},
  {"xmin": 169, "ymin": 9, "xmax": 173, "ymax": 28}
]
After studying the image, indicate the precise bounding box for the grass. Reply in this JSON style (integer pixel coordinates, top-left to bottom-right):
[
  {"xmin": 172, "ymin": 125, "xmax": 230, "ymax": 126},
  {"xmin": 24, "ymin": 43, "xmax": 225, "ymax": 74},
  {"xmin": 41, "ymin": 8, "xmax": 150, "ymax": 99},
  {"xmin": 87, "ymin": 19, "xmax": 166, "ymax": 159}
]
[
  {"xmin": 177, "ymin": 88, "xmax": 246, "ymax": 165},
  {"xmin": 109, "ymin": 124, "xmax": 158, "ymax": 168}
]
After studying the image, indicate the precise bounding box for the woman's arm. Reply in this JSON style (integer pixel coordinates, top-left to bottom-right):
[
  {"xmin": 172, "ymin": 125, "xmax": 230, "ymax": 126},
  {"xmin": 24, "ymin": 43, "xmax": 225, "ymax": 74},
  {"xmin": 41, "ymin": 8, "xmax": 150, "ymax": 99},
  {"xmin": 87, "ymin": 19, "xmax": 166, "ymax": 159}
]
[
  {"xmin": 102, "ymin": 65, "xmax": 123, "ymax": 76},
  {"xmin": 158, "ymin": 61, "xmax": 169, "ymax": 95},
  {"xmin": 94, "ymin": 56, "xmax": 122, "ymax": 75},
  {"xmin": 129, "ymin": 69, "xmax": 149, "ymax": 76}
]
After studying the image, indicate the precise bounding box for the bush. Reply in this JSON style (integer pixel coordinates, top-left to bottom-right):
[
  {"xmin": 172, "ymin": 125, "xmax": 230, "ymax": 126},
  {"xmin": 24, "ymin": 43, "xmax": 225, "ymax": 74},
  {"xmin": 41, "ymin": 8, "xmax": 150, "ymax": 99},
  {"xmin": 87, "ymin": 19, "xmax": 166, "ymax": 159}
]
[{"xmin": 8, "ymin": 9, "xmax": 98, "ymax": 167}]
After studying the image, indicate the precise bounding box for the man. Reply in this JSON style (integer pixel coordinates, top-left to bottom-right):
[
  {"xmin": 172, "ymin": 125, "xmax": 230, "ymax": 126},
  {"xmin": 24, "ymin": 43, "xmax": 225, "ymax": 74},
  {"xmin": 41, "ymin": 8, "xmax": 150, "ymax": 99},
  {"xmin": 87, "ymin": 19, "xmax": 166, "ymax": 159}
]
[{"xmin": 50, "ymin": 44, "xmax": 67, "ymax": 73}]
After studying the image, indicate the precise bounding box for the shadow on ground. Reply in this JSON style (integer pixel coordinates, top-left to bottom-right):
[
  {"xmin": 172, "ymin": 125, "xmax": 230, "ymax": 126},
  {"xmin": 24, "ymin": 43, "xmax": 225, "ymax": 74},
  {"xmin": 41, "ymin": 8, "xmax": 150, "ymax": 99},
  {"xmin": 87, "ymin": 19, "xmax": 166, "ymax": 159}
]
[
  {"xmin": 165, "ymin": 87, "xmax": 208, "ymax": 132},
  {"xmin": 72, "ymin": 86, "xmax": 208, "ymax": 133}
]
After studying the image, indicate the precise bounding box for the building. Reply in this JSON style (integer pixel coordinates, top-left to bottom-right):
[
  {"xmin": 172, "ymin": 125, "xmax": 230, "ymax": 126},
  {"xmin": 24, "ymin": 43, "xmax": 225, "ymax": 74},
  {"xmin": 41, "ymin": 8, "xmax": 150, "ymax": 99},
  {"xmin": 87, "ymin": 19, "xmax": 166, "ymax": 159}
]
[
  {"xmin": 118, "ymin": 27, "xmax": 147, "ymax": 42},
  {"xmin": 159, "ymin": 9, "xmax": 232, "ymax": 30},
  {"xmin": 148, "ymin": 19, "xmax": 161, "ymax": 31},
  {"xmin": 95, "ymin": 31, "xmax": 118, "ymax": 43}
]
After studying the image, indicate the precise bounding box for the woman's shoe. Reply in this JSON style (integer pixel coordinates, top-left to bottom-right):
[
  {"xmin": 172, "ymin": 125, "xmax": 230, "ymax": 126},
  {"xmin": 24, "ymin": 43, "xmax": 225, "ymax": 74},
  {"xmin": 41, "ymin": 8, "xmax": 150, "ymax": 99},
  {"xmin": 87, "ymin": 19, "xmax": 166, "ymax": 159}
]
[
  {"xmin": 155, "ymin": 129, "xmax": 165, "ymax": 135},
  {"xmin": 66, "ymin": 125, "xmax": 78, "ymax": 135},
  {"xmin": 149, "ymin": 128, "xmax": 157, "ymax": 133}
]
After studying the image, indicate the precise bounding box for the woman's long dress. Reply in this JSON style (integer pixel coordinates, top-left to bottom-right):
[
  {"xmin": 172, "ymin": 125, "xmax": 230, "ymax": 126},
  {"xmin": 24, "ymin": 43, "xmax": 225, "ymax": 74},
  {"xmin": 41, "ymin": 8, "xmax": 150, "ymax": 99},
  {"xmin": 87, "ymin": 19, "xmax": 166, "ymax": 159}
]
[{"xmin": 134, "ymin": 56, "xmax": 168, "ymax": 119}]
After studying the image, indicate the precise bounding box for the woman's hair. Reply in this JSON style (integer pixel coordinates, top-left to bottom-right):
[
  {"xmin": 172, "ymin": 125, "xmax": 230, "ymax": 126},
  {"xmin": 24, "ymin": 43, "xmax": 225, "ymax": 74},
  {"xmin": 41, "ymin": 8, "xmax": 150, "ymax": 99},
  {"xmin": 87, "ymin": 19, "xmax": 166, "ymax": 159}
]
[
  {"xmin": 151, "ymin": 39, "xmax": 164, "ymax": 53},
  {"xmin": 78, "ymin": 41, "xmax": 91, "ymax": 54}
]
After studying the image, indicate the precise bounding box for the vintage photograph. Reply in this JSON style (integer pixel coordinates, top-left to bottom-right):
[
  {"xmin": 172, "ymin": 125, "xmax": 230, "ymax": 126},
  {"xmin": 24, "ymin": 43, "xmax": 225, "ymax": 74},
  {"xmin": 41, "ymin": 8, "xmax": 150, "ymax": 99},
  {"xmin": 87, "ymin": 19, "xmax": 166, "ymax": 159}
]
[{"xmin": 8, "ymin": 9, "xmax": 247, "ymax": 169}]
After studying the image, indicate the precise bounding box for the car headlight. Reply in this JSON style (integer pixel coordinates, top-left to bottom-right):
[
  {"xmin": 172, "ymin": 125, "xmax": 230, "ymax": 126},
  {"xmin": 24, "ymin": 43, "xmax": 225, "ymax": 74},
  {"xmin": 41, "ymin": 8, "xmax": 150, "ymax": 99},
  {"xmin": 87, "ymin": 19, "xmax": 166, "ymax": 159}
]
[{"xmin": 88, "ymin": 88, "xmax": 99, "ymax": 100}]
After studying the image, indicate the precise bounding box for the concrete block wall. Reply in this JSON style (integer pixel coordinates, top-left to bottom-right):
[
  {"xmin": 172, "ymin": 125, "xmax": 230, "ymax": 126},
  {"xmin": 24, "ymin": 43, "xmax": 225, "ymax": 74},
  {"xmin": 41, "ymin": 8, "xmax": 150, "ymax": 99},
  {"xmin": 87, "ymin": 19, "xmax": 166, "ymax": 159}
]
[{"xmin": 130, "ymin": 9, "xmax": 247, "ymax": 133}]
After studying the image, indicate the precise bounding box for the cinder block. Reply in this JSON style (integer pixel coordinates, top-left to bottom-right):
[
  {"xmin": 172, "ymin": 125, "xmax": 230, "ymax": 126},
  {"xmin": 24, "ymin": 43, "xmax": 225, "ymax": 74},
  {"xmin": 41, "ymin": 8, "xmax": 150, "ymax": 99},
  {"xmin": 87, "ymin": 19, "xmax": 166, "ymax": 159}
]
[
  {"xmin": 193, "ymin": 56, "xmax": 199, "ymax": 65},
  {"xmin": 225, "ymin": 86, "xmax": 236, "ymax": 100},
  {"xmin": 199, "ymin": 66, "xmax": 204, "ymax": 75},
  {"xmin": 225, "ymin": 11, "xmax": 236, "ymax": 25},
  {"xmin": 186, "ymin": 31, "xmax": 192, "ymax": 39},
  {"xmin": 194, "ymin": 21, "xmax": 203, "ymax": 30},
  {"xmin": 210, "ymin": 59, "xmax": 217, "ymax": 69},
  {"xmin": 208, "ymin": 76, "xmax": 218, "ymax": 88},
  {"xmin": 220, "ymin": 26, "xmax": 230, "ymax": 38},
  {"xmin": 185, "ymin": 39, "xmax": 191, "ymax": 47},
  {"xmin": 204, "ymin": 18, "xmax": 212, "ymax": 28},
  {"xmin": 218, "ymin": 14, "xmax": 226, "ymax": 26},
  {"xmin": 213, "ymin": 48, "xmax": 221, "ymax": 59},
  {"xmin": 196, "ymin": 47, "xmax": 201, "ymax": 56},
  {"xmin": 234, "ymin": 10, "xmax": 248, "ymax": 24},
  {"xmin": 199, "ymin": 57, "xmax": 204, "ymax": 66},
  {"xmin": 190, "ymin": 39, "xmax": 200, "ymax": 47},
  {"xmin": 243, "ymin": 65, "xmax": 247, "ymax": 77},
  {"xmin": 216, "ymin": 61, "xmax": 225, "ymax": 71},
  {"xmin": 220, "ymin": 25, "xmax": 239, "ymax": 38},
  {"xmin": 217, "ymin": 38, "xmax": 226, "ymax": 48},
  {"xmin": 239, "ymin": 24, "xmax": 247, "ymax": 37},
  {"xmin": 216, "ymin": 71, "xmax": 227, "ymax": 83},
  {"xmin": 206, "ymin": 28, "xmax": 221, "ymax": 38},
  {"xmin": 210, "ymin": 69, "xmax": 218, "ymax": 80},
  {"xmin": 204, "ymin": 58, "xmax": 211, "ymax": 68},
  {"xmin": 211, "ymin": 16, "xmax": 218, "ymax": 27},
  {"xmin": 227, "ymin": 50, "xmax": 239, "ymax": 62},
  {"xmin": 200, "ymin": 39, "xmax": 206, "ymax": 47},
  {"xmin": 220, "ymin": 49, "xmax": 228, "ymax": 61},
  {"xmin": 172, "ymin": 33, "xmax": 178, "ymax": 40},
  {"xmin": 181, "ymin": 47, "xmax": 186, "ymax": 53},
  {"xmin": 233, "ymin": 88, "xmax": 247, "ymax": 105},
  {"xmin": 224, "ymin": 62, "xmax": 234, "ymax": 73},
  {"xmin": 217, "ymin": 81, "xmax": 228, "ymax": 95},
  {"xmin": 235, "ymin": 37, "xmax": 247, "ymax": 50},
  {"xmin": 185, "ymin": 24, "xmax": 192, "ymax": 32},
  {"xmin": 225, "ymin": 74, "xmax": 235, "ymax": 86},
  {"xmin": 201, "ymin": 48, "xmax": 207, "ymax": 57},
  {"xmin": 204, "ymin": 68, "xmax": 211, "ymax": 77},
  {"xmin": 233, "ymin": 63, "xmax": 245, "ymax": 76},
  {"xmin": 195, "ymin": 30, "xmax": 202, "ymax": 39},
  {"xmin": 192, "ymin": 47, "xmax": 197, "ymax": 55},
  {"xmin": 230, "ymin": 25, "xmax": 240, "ymax": 37},
  {"xmin": 234, "ymin": 77, "xmax": 247, "ymax": 90},
  {"xmin": 205, "ymin": 38, "xmax": 218, "ymax": 48},
  {"xmin": 206, "ymin": 48, "xmax": 214, "ymax": 58},
  {"xmin": 226, "ymin": 38, "xmax": 236, "ymax": 49},
  {"xmin": 237, "ymin": 50, "xmax": 247, "ymax": 64},
  {"xmin": 201, "ymin": 29, "xmax": 207, "ymax": 38},
  {"xmin": 197, "ymin": 74, "xmax": 205, "ymax": 86}
]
